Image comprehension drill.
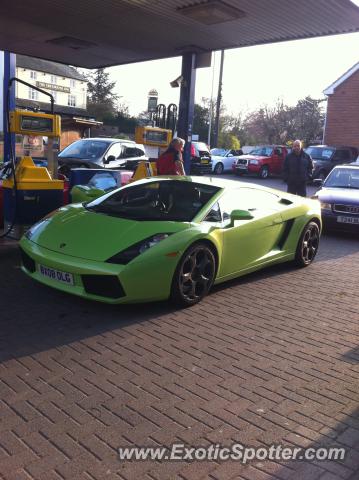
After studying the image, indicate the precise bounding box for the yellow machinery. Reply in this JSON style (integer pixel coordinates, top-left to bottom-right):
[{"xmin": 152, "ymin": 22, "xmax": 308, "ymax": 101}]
[
  {"xmin": 1, "ymin": 78, "xmax": 64, "ymax": 238},
  {"xmin": 135, "ymin": 126, "xmax": 172, "ymax": 148},
  {"xmin": 130, "ymin": 161, "xmax": 158, "ymax": 183}
]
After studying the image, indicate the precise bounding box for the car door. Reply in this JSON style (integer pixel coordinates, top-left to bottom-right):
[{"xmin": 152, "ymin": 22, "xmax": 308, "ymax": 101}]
[
  {"xmin": 103, "ymin": 142, "xmax": 125, "ymax": 169},
  {"xmin": 217, "ymin": 188, "xmax": 284, "ymax": 276},
  {"xmin": 331, "ymin": 149, "xmax": 351, "ymax": 168},
  {"xmin": 223, "ymin": 150, "xmax": 235, "ymax": 171},
  {"xmin": 272, "ymin": 147, "xmax": 283, "ymax": 174}
]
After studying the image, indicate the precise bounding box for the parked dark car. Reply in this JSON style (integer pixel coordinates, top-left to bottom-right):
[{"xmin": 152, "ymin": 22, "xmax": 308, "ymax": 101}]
[
  {"xmin": 190, "ymin": 141, "xmax": 212, "ymax": 174},
  {"xmin": 58, "ymin": 138, "xmax": 147, "ymax": 176},
  {"xmin": 306, "ymin": 145, "xmax": 358, "ymax": 181},
  {"xmin": 312, "ymin": 164, "xmax": 359, "ymax": 231}
]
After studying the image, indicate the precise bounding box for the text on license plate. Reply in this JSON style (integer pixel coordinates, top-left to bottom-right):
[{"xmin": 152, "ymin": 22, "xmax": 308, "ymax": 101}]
[
  {"xmin": 39, "ymin": 264, "xmax": 74, "ymax": 285},
  {"xmin": 201, "ymin": 159, "xmax": 209, "ymax": 164},
  {"xmin": 337, "ymin": 216, "xmax": 359, "ymax": 224}
]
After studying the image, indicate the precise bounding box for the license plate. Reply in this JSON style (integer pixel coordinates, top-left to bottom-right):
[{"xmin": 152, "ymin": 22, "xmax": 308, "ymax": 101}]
[
  {"xmin": 237, "ymin": 166, "xmax": 247, "ymax": 169},
  {"xmin": 38, "ymin": 264, "xmax": 74, "ymax": 285},
  {"xmin": 337, "ymin": 216, "xmax": 359, "ymax": 224},
  {"xmin": 201, "ymin": 159, "xmax": 209, "ymax": 164}
]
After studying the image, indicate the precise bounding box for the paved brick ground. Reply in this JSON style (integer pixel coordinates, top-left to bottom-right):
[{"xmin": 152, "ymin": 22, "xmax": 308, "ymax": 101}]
[{"xmin": 1, "ymin": 230, "xmax": 359, "ymax": 480}]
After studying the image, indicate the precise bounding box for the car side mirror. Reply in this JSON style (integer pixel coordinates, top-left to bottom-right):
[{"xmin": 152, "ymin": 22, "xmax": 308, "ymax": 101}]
[
  {"xmin": 227, "ymin": 153, "xmax": 233, "ymax": 157},
  {"xmin": 104, "ymin": 155, "xmax": 116, "ymax": 164},
  {"xmin": 312, "ymin": 179, "xmax": 323, "ymax": 186},
  {"xmin": 230, "ymin": 209, "xmax": 254, "ymax": 223}
]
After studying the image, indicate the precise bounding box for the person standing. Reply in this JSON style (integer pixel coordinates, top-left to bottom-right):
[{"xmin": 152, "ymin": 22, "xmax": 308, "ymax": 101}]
[
  {"xmin": 283, "ymin": 140, "xmax": 313, "ymax": 196},
  {"xmin": 157, "ymin": 137, "xmax": 186, "ymax": 176}
]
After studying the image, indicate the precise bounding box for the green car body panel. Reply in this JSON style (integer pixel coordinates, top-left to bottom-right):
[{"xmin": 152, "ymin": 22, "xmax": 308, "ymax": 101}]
[{"xmin": 20, "ymin": 176, "xmax": 322, "ymax": 304}]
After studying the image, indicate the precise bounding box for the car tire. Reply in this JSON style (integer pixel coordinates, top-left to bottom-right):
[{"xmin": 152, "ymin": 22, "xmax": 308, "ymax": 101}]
[
  {"xmin": 294, "ymin": 221, "xmax": 320, "ymax": 268},
  {"xmin": 214, "ymin": 162, "xmax": 224, "ymax": 175},
  {"xmin": 259, "ymin": 165, "xmax": 269, "ymax": 179},
  {"xmin": 170, "ymin": 243, "xmax": 216, "ymax": 306}
]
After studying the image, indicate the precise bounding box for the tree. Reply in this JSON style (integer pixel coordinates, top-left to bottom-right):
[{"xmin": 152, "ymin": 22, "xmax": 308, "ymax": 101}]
[
  {"xmin": 87, "ymin": 69, "xmax": 118, "ymax": 121},
  {"xmin": 241, "ymin": 97, "xmax": 325, "ymax": 145},
  {"xmin": 292, "ymin": 96, "xmax": 325, "ymax": 145}
]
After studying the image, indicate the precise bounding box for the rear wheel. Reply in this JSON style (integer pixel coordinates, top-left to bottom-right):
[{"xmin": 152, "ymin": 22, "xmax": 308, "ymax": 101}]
[
  {"xmin": 214, "ymin": 162, "xmax": 224, "ymax": 175},
  {"xmin": 294, "ymin": 221, "xmax": 320, "ymax": 267},
  {"xmin": 259, "ymin": 165, "xmax": 269, "ymax": 179},
  {"xmin": 170, "ymin": 243, "xmax": 216, "ymax": 306}
]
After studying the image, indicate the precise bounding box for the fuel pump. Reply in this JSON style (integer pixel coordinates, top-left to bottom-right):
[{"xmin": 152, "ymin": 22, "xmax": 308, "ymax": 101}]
[{"xmin": 0, "ymin": 77, "xmax": 64, "ymax": 239}]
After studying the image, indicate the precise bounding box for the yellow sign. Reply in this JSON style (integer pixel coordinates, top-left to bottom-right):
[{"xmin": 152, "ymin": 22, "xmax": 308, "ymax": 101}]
[
  {"xmin": 9, "ymin": 110, "xmax": 61, "ymax": 137},
  {"xmin": 135, "ymin": 126, "xmax": 172, "ymax": 147}
]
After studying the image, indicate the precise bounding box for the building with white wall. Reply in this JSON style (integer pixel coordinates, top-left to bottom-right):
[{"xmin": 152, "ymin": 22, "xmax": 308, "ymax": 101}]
[{"xmin": 15, "ymin": 55, "xmax": 100, "ymax": 148}]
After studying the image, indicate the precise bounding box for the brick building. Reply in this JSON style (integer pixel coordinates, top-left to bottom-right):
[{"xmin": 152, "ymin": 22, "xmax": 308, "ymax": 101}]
[{"xmin": 323, "ymin": 61, "xmax": 359, "ymax": 149}]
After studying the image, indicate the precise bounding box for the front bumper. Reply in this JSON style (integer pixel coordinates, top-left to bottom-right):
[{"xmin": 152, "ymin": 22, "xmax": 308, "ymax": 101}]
[
  {"xmin": 190, "ymin": 162, "xmax": 213, "ymax": 174},
  {"xmin": 234, "ymin": 164, "xmax": 260, "ymax": 175},
  {"xmin": 19, "ymin": 238, "xmax": 178, "ymax": 304},
  {"xmin": 321, "ymin": 210, "xmax": 359, "ymax": 231}
]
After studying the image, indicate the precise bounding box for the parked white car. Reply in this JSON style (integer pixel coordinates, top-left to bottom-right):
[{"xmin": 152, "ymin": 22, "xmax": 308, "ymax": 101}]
[{"xmin": 210, "ymin": 148, "xmax": 243, "ymax": 174}]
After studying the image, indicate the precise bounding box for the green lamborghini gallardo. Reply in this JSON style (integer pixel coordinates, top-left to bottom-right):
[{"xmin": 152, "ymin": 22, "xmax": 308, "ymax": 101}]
[{"xmin": 20, "ymin": 177, "xmax": 321, "ymax": 306}]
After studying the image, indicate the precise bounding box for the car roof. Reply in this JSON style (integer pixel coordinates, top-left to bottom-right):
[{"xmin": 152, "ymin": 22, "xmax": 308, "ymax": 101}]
[
  {"xmin": 332, "ymin": 164, "xmax": 359, "ymax": 169},
  {"xmin": 79, "ymin": 137, "xmax": 135, "ymax": 144},
  {"xmin": 308, "ymin": 145, "xmax": 357, "ymax": 149},
  {"xmin": 131, "ymin": 175, "xmax": 277, "ymax": 191}
]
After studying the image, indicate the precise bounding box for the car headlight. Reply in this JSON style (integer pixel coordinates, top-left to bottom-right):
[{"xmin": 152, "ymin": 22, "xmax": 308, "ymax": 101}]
[
  {"xmin": 249, "ymin": 159, "xmax": 259, "ymax": 165},
  {"xmin": 320, "ymin": 202, "xmax": 332, "ymax": 211},
  {"xmin": 106, "ymin": 233, "xmax": 171, "ymax": 265},
  {"xmin": 25, "ymin": 210, "xmax": 59, "ymax": 239}
]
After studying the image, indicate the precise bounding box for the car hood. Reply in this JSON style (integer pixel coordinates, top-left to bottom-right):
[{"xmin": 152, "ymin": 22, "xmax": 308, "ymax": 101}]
[
  {"xmin": 27, "ymin": 204, "xmax": 191, "ymax": 261},
  {"xmin": 316, "ymin": 187, "xmax": 359, "ymax": 204},
  {"xmin": 58, "ymin": 156, "xmax": 101, "ymax": 165}
]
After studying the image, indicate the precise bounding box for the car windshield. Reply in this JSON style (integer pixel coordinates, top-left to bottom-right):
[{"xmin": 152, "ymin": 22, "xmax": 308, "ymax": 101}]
[
  {"xmin": 85, "ymin": 180, "xmax": 221, "ymax": 221},
  {"xmin": 249, "ymin": 147, "xmax": 273, "ymax": 157},
  {"xmin": 59, "ymin": 140, "xmax": 110, "ymax": 159},
  {"xmin": 324, "ymin": 168, "xmax": 359, "ymax": 189},
  {"xmin": 306, "ymin": 147, "xmax": 334, "ymax": 161},
  {"xmin": 211, "ymin": 148, "xmax": 228, "ymax": 157}
]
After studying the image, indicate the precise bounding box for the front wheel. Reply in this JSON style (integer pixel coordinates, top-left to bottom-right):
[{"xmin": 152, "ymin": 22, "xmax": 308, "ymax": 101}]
[
  {"xmin": 259, "ymin": 165, "xmax": 269, "ymax": 179},
  {"xmin": 214, "ymin": 162, "xmax": 224, "ymax": 175},
  {"xmin": 294, "ymin": 221, "xmax": 320, "ymax": 267},
  {"xmin": 170, "ymin": 243, "xmax": 216, "ymax": 306}
]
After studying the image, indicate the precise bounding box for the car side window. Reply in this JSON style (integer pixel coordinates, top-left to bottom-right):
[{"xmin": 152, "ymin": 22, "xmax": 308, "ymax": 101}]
[
  {"xmin": 135, "ymin": 147, "xmax": 145, "ymax": 157},
  {"xmin": 203, "ymin": 202, "xmax": 222, "ymax": 223},
  {"xmin": 220, "ymin": 188, "xmax": 279, "ymax": 214},
  {"xmin": 332, "ymin": 149, "xmax": 348, "ymax": 162},
  {"xmin": 106, "ymin": 143, "xmax": 124, "ymax": 159},
  {"xmin": 218, "ymin": 190, "xmax": 243, "ymax": 223}
]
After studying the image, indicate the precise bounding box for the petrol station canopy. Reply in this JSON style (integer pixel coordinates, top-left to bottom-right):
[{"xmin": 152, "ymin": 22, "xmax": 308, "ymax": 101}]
[{"xmin": 1, "ymin": 0, "xmax": 359, "ymax": 68}]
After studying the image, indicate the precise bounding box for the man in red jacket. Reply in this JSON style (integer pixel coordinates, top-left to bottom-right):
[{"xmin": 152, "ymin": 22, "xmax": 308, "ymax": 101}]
[{"xmin": 157, "ymin": 137, "xmax": 186, "ymax": 175}]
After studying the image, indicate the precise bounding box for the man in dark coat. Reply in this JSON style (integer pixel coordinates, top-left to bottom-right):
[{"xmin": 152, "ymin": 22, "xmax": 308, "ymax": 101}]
[{"xmin": 283, "ymin": 140, "xmax": 313, "ymax": 197}]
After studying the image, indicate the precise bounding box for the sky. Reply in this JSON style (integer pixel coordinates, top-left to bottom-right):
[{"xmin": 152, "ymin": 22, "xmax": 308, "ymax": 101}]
[{"xmin": 107, "ymin": 31, "xmax": 359, "ymax": 118}]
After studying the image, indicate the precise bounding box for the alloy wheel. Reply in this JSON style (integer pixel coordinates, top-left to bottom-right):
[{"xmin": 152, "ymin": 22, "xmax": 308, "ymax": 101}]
[
  {"xmin": 175, "ymin": 245, "xmax": 215, "ymax": 305},
  {"xmin": 295, "ymin": 221, "xmax": 320, "ymax": 267}
]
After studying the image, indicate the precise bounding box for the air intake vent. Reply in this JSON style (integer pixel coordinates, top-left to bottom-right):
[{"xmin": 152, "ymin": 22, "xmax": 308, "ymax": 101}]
[
  {"xmin": 177, "ymin": 0, "xmax": 245, "ymax": 25},
  {"xmin": 46, "ymin": 36, "xmax": 96, "ymax": 50}
]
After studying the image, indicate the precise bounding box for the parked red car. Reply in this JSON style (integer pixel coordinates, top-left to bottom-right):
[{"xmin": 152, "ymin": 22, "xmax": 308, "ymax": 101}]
[{"xmin": 233, "ymin": 145, "xmax": 288, "ymax": 179}]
